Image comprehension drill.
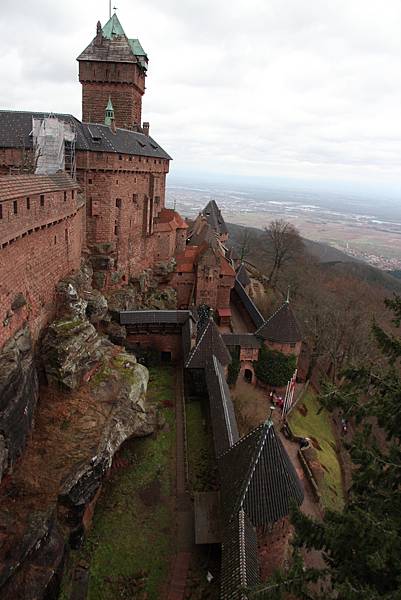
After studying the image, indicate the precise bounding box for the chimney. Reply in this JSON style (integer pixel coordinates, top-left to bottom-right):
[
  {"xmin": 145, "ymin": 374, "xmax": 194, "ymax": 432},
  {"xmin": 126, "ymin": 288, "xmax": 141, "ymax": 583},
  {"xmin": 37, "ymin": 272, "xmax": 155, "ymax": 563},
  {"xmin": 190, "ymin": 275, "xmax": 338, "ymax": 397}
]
[
  {"xmin": 95, "ymin": 21, "xmax": 103, "ymax": 46},
  {"xmin": 142, "ymin": 122, "xmax": 150, "ymax": 136}
]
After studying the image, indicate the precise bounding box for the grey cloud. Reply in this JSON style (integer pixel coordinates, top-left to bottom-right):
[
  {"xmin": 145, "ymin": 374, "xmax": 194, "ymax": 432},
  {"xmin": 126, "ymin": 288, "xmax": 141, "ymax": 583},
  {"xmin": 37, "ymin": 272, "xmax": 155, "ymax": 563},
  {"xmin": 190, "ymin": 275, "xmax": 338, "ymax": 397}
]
[{"xmin": 0, "ymin": 0, "xmax": 401, "ymax": 187}]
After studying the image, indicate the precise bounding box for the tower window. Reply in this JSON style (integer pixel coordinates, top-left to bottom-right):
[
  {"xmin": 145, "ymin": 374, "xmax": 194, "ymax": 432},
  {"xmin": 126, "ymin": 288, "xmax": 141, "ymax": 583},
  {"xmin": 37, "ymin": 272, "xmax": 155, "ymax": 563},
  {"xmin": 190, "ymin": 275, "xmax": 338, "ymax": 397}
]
[
  {"xmin": 63, "ymin": 191, "xmax": 67, "ymax": 201},
  {"xmin": 26, "ymin": 197, "xmax": 30, "ymax": 209},
  {"xmin": 72, "ymin": 190, "xmax": 75, "ymax": 199},
  {"xmin": 132, "ymin": 193, "xmax": 138, "ymax": 203},
  {"xmin": 116, "ymin": 198, "xmax": 122, "ymax": 208},
  {"xmin": 88, "ymin": 179, "xmax": 93, "ymax": 185},
  {"xmin": 119, "ymin": 155, "xmax": 123, "ymax": 161},
  {"xmin": 54, "ymin": 235, "xmax": 57, "ymax": 245},
  {"xmin": 13, "ymin": 200, "xmax": 18, "ymax": 214},
  {"xmin": 0, "ymin": 205, "xmax": 2, "ymax": 219},
  {"xmin": 114, "ymin": 224, "xmax": 119, "ymax": 235},
  {"xmin": 40, "ymin": 195, "xmax": 45, "ymax": 207}
]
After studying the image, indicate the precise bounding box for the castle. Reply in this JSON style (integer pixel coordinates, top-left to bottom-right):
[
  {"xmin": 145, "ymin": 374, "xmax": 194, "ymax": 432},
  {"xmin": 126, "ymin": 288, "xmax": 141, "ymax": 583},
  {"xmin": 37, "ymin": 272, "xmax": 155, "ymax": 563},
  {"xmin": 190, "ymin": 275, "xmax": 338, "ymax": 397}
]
[
  {"xmin": 0, "ymin": 14, "xmax": 307, "ymax": 599},
  {"xmin": 0, "ymin": 14, "xmax": 235, "ymax": 349}
]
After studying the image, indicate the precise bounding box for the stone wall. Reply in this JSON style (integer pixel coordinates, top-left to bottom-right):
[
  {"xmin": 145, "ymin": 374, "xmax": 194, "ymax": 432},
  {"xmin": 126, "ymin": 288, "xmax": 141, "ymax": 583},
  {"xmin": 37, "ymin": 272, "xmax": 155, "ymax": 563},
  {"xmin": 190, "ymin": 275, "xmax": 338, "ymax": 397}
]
[
  {"xmin": 0, "ymin": 196, "xmax": 84, "ymax": 349},
  {"xmin": 79, "ymin": 61, "xmax": 146, "ymax": 127},
  {"xmin": 76, "ymin": 150, "xmax": 174, "ymax": 288},
  {"xmin": 126, "ymin": 333, "xmax": 183, "ymax": 362}
]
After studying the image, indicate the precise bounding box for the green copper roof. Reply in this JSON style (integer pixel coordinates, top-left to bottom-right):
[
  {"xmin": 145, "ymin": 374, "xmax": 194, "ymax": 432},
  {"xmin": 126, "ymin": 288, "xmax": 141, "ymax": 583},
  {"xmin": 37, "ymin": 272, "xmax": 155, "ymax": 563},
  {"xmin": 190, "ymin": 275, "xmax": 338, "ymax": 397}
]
[
  {"xmin": 129, "ymin": 39, "xmax": 147, "ymax": 57},
  {"xmin": 102, "ymin": 13, "xmax": 126, "ymax": 39},
  {"xmin": 106, "ymin": 96, "xmax": 114, "ymax": 111}
]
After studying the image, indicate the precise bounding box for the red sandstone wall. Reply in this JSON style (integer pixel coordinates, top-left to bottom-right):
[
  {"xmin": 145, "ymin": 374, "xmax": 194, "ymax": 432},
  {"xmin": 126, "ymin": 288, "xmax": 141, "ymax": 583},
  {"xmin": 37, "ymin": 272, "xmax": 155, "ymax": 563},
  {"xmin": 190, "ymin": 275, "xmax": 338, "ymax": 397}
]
[
  {"xmin": 77, "ymin": 150, "xmax": 171, "ymax": 285},
  {"xmin": 79, "ymin": 61, "xmax": 145, "ymax": 127},
  {"xmin": 0, "ymin": 205, "xmax": 84, "ymax": 349},
  {"xmin": 0, "ymin": 188, "xmax": 78, "ymax": 246},
  {"xmin": 174, "ymin": 272, "xmax": 194, "ymax": 309},
  {"xmin": 127, "ymin": 333, "xmax": 182, "ymax": 362}
]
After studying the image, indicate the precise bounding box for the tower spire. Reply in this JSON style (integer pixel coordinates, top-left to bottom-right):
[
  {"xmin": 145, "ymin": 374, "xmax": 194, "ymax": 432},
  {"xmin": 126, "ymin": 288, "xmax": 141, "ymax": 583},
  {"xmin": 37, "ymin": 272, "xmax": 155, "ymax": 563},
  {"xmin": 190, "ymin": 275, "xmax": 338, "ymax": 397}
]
[{"xmin": 109, "ymin": 0, "xmax": 111, "ymax": 19}]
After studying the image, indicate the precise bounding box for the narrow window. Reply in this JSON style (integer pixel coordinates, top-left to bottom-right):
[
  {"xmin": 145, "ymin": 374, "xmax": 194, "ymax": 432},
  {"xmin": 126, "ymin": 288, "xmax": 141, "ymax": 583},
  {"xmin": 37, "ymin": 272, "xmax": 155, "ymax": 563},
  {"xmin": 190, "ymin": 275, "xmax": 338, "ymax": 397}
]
[
  {"xmin": 40, "ymin": 195, "xmax": 45, "ymax": 207},
  {"xmin": 26, "ymin": 197, "xmax": 30, "ymax": 209},
  {"xmin": 54, "ymin": 235, "xmax": 57, "ymax": 245},
  {"xmin": 63, "ymin": 191, "xmax": 67, "ymax": 201},
  {"xmin": 116, "ymin": 198, "xmax": 122, "ymax": 208},
  {"xmin": 114, "ymin": 223, "xmax": 119, "ymax": 235},
  {"xmin": 119, "ymin": 155, "xmax": 123, "ymax": 161},
  {"xmin": 13, "ymin": 200, "xmax": 18, "ymax": 214},
  {"xmin": 88, "ymin": 179, "xmax": 93, "ymax": 185},
  {"xmin": 0, "ymin": 205, "xmax": 3, "ymax": 219},
  {"xmin": 132, "ymin": 193, "xmax": 138, "ymax": 203}
]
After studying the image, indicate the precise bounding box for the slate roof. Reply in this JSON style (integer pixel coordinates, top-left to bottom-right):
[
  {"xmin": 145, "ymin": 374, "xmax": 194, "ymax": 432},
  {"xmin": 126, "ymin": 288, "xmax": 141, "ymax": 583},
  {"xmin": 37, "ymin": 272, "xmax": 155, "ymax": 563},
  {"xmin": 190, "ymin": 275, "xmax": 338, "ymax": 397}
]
[
  {"xmin": 0, "ymin": 173, "xmax": 78, "ymax": 201},
  {"xmin": 202, "ymin": 200, "xmax": 228, "ymax": 236},
  {"xmin": 77, "ymin": 14, "xmax": 148, "ymax": 70},
  {"xmin": 219, "ymin": 420, "xmax": 304, "ymax": 526},
  {"xmin": 205, "ymin": 356, "xmax": 239, "ymax": 458},
  {"xmin": 234, "ymin": 279, "xmax": 265, "ymax": 330},
  {"xmin": 256, "ymin": 301, "xmax": 302, "ymax": 344},
  {"xmin": 0, "ymin": 111, "xmax": 171, "ymax": 160},
  {"xmin": 120, "ymin": 310, "xmax": 193, "ymax": 326},
  {"xmin": 236, "ymin": 263, "xmax": 251, "ymax": 288},
  {"xmin": 222, "ymin": 333, "xmax": 261, "ymax": 350},
  {"xmin": 220, "ymin": 509, "xmax": 260, "ymax": 600},
  {"xmin": 185, "ymin": 317, "xmax": 231, "ymax": 369}
]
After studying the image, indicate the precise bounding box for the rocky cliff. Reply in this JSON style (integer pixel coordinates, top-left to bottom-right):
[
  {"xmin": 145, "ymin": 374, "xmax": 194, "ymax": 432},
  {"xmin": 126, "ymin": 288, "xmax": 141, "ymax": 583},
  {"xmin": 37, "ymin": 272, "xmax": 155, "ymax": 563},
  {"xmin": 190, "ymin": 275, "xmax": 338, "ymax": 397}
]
[
  {"xmin": 0, "ymin": 263, "xmax": 159, "ymax": 599},
  {"xmin": 0, "ymin": 326, "xmax": 39, "ymax": 482}
]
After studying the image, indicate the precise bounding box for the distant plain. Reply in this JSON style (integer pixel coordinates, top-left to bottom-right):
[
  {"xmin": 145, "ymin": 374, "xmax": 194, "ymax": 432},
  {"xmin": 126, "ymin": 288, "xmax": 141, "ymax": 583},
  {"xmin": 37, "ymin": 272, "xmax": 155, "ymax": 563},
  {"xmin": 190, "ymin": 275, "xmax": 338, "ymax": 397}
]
[{"xmin": 167, "ymin": 177, "xmax": 401, "ymax": 268}]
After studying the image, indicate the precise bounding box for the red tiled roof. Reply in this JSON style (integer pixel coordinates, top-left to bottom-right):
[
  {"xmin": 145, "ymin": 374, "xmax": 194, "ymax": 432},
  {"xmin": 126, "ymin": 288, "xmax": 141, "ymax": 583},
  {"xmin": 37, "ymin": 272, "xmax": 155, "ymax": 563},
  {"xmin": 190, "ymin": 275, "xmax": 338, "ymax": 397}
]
[
  {"xmin": 0, "ymin": 172, "xmax": 79, "ymax": 202},
  {"xmin": 155, "ymin": 208, "xmax": 188, "ymax": 232}
]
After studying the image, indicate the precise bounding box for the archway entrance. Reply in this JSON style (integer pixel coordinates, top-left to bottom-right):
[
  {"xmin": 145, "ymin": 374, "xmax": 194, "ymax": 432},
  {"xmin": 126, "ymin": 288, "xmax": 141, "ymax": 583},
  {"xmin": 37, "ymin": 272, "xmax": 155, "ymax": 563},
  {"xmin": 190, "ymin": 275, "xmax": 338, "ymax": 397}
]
[{"xmin": 244, "ymin": 369, "xmax": 253, "ymax": 384}]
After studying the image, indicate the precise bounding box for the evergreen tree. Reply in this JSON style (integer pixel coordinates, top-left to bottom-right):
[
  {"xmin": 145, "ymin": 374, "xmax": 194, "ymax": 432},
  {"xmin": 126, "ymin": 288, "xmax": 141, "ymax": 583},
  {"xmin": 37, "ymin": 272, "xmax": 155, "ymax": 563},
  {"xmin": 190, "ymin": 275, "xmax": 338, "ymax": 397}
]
[{"xmin": 249, "ymin": 295, "xmax": 401, "ymax": 599}]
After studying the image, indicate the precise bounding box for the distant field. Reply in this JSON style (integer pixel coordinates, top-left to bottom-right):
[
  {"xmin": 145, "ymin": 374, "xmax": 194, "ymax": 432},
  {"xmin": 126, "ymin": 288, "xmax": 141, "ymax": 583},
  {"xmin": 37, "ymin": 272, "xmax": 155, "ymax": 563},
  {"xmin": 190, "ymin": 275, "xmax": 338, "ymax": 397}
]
[{"xmin": 167, "ymin": 180, "xmax": 401, "ymax": 269}]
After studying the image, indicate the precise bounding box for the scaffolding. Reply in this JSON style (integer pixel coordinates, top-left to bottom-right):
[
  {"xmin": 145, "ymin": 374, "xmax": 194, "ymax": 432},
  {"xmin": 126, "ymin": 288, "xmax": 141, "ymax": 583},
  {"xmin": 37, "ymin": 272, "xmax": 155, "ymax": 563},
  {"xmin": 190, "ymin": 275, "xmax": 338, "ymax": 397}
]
[{"xmin": 32, "ymin": 115, "xmax": 76, "ymax": 178}]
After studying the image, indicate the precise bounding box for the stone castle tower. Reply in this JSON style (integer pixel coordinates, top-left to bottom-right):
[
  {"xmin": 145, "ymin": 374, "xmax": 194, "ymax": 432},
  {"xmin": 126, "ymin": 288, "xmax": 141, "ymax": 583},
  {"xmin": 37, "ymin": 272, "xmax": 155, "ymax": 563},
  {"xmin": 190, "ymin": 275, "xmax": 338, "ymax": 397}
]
[{"xmin": 77, "ymin": 13, "xmax": 148, "ymax": 128}]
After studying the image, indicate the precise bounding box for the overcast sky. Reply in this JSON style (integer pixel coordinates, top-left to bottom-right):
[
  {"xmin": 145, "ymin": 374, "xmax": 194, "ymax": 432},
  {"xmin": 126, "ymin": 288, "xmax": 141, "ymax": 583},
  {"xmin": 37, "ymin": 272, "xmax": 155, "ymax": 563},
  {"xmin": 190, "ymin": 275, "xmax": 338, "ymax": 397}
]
[{"xmin": 1, "ymin": 0, "xmax": 401, "ymax": 191}]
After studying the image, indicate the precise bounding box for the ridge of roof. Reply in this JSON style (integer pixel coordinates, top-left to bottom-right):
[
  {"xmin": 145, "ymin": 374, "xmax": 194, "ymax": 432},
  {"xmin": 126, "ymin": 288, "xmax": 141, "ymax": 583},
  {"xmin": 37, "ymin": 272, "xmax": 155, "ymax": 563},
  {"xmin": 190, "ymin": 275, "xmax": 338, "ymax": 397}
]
[
  {"xmin": 0, "ymin": 111, "xmax": 171, "ymax": 160},
  {"xmin": 185, "ymin": 317, "xmax": 231, "ymax": 369},
  {"xmin": 255, "ymin": 301, "xmax": 302, "ymax": 344},
  {"xmin": 219, "ymin": 421, "xmax": 304, "ymax": 526}
]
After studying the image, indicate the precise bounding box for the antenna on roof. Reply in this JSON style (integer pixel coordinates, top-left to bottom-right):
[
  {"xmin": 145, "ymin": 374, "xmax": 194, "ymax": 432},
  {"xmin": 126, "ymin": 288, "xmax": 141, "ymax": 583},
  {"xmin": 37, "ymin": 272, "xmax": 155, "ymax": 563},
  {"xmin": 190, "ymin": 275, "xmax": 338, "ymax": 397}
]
[{"xmin": 286, "ymin": 285, "xmax": 290, "ymax": 303}]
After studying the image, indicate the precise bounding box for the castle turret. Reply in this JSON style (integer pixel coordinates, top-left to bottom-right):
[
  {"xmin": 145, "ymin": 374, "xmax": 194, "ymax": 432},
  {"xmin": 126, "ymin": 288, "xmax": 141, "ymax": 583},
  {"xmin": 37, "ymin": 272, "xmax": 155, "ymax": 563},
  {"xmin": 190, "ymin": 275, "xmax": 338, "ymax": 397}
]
[
  {"xmin": 77, "ymin": 13, "xmax": 148, "ymax": 128},
  {"xmin": 104, "ymin": 96, "xmax": 115, "ymax": 126}
]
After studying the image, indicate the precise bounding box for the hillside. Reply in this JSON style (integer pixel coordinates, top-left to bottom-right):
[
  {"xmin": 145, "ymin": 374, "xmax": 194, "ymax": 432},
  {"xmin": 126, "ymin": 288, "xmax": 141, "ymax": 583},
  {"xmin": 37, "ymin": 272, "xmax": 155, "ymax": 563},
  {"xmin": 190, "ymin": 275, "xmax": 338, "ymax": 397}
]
[{"xmin": 227, "ymin": 221, "xmax": 401, "ymax": 294}]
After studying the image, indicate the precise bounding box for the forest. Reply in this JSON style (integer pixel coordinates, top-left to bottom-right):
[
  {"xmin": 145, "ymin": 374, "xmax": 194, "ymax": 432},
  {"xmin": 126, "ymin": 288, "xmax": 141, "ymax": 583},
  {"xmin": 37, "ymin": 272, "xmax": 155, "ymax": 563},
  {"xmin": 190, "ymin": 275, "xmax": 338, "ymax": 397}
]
[{"xmin": 228, "ymin": 220, "xmax": 401, "ymax": 599}]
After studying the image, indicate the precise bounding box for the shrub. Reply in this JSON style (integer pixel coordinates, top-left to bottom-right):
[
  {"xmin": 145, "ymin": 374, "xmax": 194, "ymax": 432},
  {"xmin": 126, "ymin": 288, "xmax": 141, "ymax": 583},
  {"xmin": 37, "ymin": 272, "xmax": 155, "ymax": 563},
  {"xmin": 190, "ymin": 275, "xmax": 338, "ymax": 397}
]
[{"xmin": 254, "ymin": 346, "xmax": 296, "ymax": 387}]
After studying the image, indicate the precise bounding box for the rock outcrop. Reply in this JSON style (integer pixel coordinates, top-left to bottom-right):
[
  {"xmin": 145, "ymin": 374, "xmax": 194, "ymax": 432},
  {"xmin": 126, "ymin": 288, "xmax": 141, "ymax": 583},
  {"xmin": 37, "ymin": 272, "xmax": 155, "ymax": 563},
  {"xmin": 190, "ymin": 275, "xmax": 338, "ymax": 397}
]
[
  {"xmin": 0, "ymin": 326, "xmax": 39, "ymax": 481},
  {"xmin": 58, "ymin": 354, "xmax": 153, "ymax": 542},
  {"xmin": 41, "ymin": 318, "xmax": 112, "ymax": 390},
  {"xmin": 0, "ymin": 512, "xmax": 65, "ymax": 600}
]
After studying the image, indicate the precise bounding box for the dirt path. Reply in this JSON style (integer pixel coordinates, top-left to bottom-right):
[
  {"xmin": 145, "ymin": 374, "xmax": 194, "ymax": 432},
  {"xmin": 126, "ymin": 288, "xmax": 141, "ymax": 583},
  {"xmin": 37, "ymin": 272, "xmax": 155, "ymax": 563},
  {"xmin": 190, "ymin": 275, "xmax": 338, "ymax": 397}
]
[{"xmin": 167, "ymin": 367, "xmax": 194, "ymax": 600}]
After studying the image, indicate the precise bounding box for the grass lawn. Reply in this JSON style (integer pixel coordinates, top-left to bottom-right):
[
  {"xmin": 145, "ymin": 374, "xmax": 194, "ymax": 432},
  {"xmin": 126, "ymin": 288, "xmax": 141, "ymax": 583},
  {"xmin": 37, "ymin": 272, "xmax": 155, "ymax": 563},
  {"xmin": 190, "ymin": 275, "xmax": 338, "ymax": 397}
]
[
  {"xmin": 289, "ymin": 389, "xmax": 344, "ymax": 512},
  {"xmin": 186, "ymin": 401, "xmax": 218, "ymax": 492},
  {"xmin": 59, "ymin": 365, "xmax": 176, "ymax": 600}
]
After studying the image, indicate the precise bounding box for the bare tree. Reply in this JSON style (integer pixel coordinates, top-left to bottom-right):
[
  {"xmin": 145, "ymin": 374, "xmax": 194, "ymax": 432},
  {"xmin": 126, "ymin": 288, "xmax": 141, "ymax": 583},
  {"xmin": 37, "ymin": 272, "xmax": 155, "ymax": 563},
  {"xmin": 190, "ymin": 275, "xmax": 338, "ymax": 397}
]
[
  {"xmin": 239, "ymin": 228, "xmax": 252, "ymax": 261},
  {"xmin": 264, "ymin": 219, "xmax": 304, "ymax": 287}
]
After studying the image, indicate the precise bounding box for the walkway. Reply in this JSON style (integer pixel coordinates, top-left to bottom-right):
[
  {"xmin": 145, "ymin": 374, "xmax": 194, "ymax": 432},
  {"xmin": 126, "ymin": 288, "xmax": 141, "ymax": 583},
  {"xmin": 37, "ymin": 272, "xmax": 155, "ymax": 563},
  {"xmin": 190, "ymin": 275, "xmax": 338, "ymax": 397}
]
[{"xmin": 167, "ymin": 367, "xmax": 194, "ymax": 600}]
